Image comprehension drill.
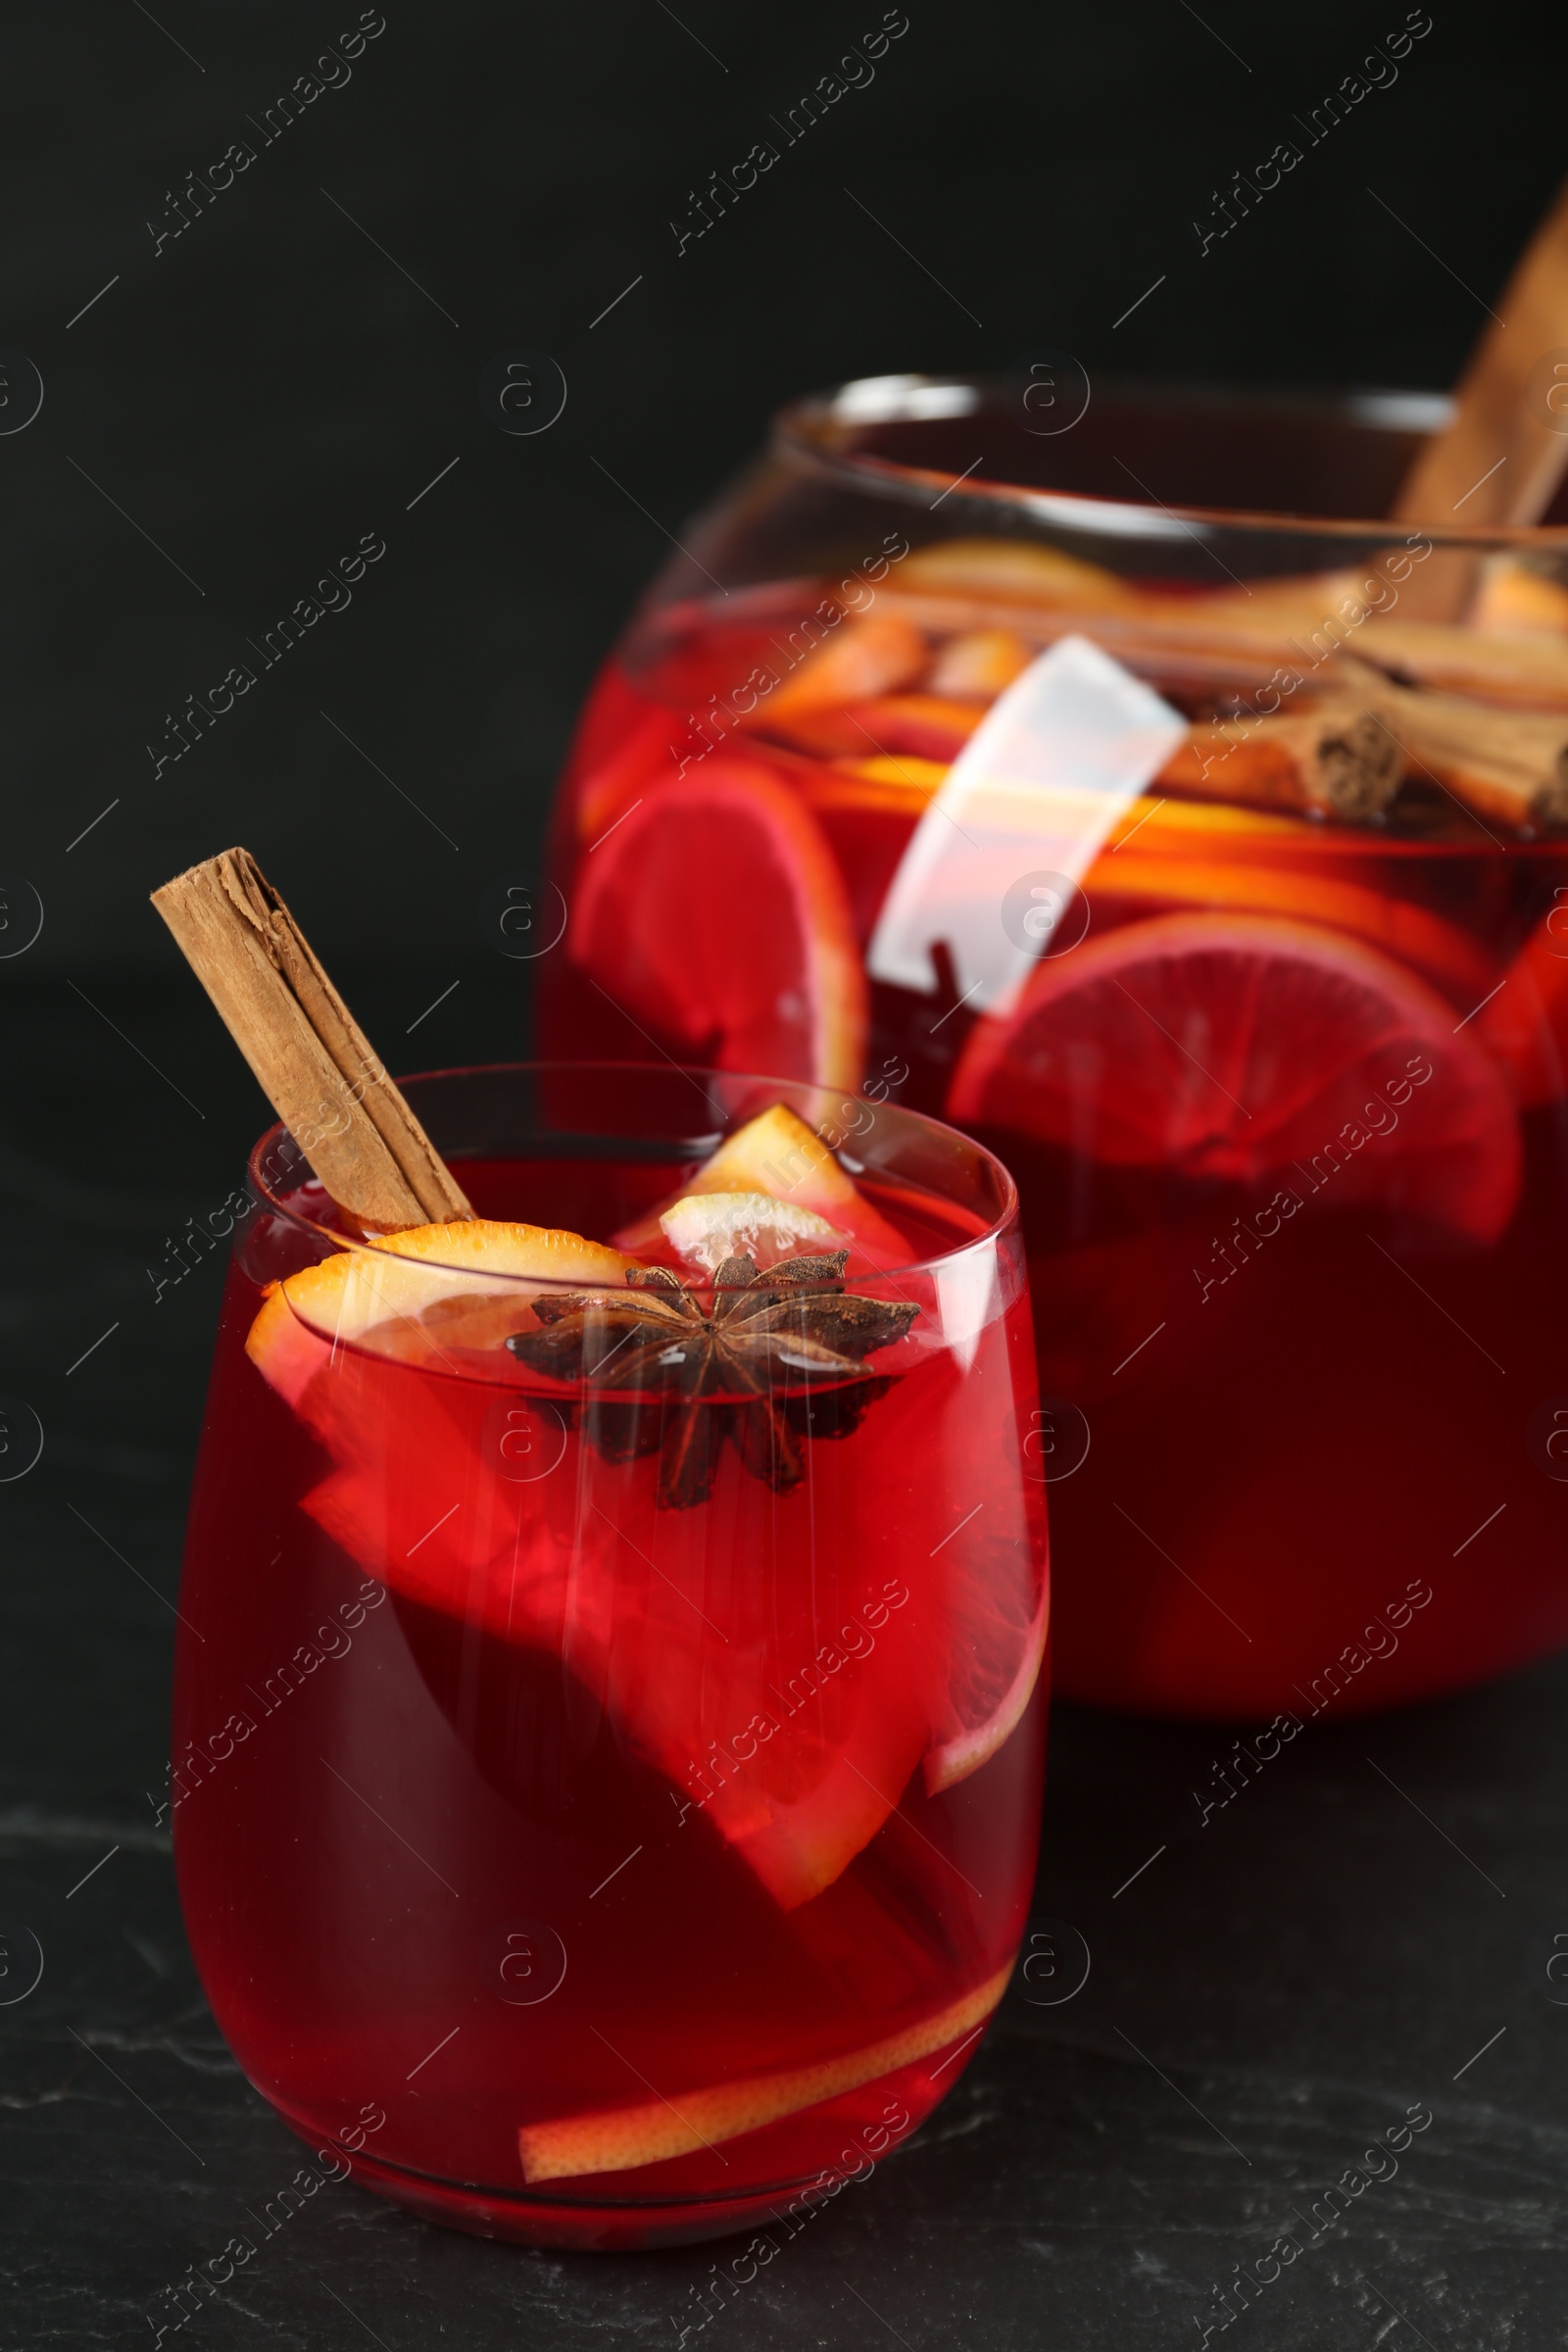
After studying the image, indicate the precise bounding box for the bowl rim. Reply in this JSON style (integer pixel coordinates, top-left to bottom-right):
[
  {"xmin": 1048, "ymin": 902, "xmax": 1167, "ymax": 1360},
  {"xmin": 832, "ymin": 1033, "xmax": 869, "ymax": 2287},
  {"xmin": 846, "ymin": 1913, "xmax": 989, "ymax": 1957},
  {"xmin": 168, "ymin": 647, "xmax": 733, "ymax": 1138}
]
[{"xmin": 771, "ymin": 371, "xmax": 1568, "ymax": 551}]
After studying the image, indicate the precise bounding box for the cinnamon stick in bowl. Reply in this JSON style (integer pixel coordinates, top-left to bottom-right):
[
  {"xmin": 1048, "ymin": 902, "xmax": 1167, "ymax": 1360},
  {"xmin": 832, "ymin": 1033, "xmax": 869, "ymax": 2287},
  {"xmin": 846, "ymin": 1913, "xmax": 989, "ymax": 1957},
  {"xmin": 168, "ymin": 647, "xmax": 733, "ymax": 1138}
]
[{"xmin": 1156, "ymin": 701, "xmax": 1406, "ymax": 823}]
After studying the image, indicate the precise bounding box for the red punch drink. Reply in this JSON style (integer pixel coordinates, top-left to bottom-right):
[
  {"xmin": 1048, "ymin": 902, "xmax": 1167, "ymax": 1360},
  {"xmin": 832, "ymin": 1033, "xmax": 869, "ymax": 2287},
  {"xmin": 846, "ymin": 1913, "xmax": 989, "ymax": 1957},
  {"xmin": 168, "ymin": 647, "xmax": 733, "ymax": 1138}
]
[
  {"xmin": 539, "ymin": 409, "xmax": 1568, "ymax": 1724},
  {"xmin": 172, "ymin": 1067, "xmax": 1047, "ymax": 2249}
]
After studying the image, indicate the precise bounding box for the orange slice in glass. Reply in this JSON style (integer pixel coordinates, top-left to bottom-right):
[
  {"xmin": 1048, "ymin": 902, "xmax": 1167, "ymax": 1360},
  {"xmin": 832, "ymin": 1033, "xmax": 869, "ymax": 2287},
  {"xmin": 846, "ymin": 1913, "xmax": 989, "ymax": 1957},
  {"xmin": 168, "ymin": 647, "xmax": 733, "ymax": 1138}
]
[
  {"xmin": 246, "ymin": 1221, "xmax": 638, "ymax": 1402},
  {"xmin": 923, "ymin": 1531, "xmax": 1049, "ymax": 1793},
  {"xmin": 614, "ymin": 1102, "xmax": 915, "ymax": 1273},
  {"xmin": 658, "ymin": 1189, "xmax": 850, "ymax": 1273},
  {"xmin": 517, "ymin": 1959, "xmax": 1012, "ymax": 2182},
  {"xmin": 243, "ymin": 1194, "xmax": 961, "ymax": 1913}
]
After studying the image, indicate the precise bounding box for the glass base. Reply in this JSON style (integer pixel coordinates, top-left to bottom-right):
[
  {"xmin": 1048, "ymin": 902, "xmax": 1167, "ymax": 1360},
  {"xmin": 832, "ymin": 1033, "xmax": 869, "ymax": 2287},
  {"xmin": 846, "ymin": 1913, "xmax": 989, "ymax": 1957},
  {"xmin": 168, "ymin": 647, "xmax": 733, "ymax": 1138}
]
[{"xmin": 305, "ymin": 2130, "xmax": 837, "ymax": 2251}]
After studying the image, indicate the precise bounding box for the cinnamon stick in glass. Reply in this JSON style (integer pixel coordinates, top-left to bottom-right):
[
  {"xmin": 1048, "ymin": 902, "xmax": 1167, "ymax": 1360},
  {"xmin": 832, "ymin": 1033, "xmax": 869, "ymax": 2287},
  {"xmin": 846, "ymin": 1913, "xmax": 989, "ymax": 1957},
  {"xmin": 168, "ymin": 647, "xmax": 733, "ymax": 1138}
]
[{"xmin": 152, "ymin": 847, "xmax": 473, "ymax": 1229}]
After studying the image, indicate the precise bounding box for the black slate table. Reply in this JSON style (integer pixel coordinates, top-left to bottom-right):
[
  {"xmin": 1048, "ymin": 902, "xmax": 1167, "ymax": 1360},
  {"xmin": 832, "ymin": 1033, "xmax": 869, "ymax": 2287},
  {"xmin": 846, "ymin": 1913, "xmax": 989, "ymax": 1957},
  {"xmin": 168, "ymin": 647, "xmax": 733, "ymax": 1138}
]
[{"xmin": 4, "ymin": 979, "xmax": 1565, "ymax": 2352}]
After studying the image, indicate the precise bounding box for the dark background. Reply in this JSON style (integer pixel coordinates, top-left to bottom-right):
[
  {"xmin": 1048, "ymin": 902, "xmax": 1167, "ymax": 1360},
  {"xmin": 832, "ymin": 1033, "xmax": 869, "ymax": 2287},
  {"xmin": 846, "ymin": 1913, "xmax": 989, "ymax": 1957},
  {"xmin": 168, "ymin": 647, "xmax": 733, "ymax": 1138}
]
[
  {"xmin": 6, "ymin": 0, "xmax": 1568, "ymax": 989},
  {"xmin": 6, "ymin": 5, "xmax": 1568, "ymax": 2347}
]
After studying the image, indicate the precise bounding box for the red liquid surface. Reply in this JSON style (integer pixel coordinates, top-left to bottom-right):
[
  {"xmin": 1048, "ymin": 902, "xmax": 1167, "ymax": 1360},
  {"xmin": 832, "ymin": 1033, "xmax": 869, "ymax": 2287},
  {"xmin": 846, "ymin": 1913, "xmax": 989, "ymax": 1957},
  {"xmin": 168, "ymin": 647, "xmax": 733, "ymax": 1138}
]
[
  {"xmin": 539, "ymin": 594, "xmax": 1568, "ymax": 1717},
  {"xmin": 174, "ymin": 1155, "xmax": 1046, "ymax": 2246}
]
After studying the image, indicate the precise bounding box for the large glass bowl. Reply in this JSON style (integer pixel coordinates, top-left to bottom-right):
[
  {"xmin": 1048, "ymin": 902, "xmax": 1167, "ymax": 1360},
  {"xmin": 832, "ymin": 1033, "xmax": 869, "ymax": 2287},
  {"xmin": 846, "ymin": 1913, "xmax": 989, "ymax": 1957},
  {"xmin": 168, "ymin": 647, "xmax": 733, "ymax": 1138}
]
[{"xmin": 537, "ymin": 373, "xmax": 1568, "ymax": 1721}]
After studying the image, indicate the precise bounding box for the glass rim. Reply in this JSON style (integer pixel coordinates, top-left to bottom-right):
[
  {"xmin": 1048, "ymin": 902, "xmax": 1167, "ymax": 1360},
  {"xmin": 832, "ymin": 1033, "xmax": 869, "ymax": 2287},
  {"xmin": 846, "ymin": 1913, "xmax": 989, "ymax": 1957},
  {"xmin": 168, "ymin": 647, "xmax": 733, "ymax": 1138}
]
[
  {"xmin": 771, "ymin": 369, "xmax": 1568, "ymax": 552},
  {"xmin": 244, "ymin": 1057, "xmax": 1021, "ymax": 1286}
]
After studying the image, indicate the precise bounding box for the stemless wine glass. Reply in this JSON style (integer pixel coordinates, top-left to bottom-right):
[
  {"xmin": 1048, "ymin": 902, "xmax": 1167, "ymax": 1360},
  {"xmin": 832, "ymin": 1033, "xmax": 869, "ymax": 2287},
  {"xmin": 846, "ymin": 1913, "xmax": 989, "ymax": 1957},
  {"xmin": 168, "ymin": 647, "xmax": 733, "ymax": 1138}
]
[
  {"xmin": 537, "ymin": 372, "xmax": 1568, "ymax": 1720},
  {"xmin": 172, "ymin": 1062, "xmax": 1047, "ymax": 2249}
]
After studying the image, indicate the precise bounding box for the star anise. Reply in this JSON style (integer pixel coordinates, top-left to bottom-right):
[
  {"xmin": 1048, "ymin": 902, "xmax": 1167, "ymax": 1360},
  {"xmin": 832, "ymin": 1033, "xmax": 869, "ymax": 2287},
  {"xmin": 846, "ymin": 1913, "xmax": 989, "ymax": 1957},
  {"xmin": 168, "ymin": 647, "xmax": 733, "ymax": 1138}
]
[{"xmin": 505, "ymin": 1252, "xmax": 918, "ymax": 1509}]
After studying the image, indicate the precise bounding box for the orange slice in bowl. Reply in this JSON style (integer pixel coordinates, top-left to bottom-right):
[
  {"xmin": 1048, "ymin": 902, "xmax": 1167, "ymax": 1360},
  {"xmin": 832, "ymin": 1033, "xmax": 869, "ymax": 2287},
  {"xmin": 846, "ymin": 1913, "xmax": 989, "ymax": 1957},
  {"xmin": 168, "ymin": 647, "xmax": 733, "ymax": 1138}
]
[
  {"xmin": 949, "ymin": 912, "xmax": 1521, "ymax": 1246},
  {"xmin": 1086, "ymin": 853, "xmax": 1493, "ymax": 1003},
  {"xmin": 517, "ymin": 1959, "xmax": 1012, "ymax": 2182},
  {"xmin": 573, "ymin": 707, "xmax": 686, "ymax": 847},
  {"xmin": 1478, "ymin": 902, "xmax": 1568, "ymax": 1105},
  {"xmin": 896, "ymin": 537, "xmax": 1138, "ymax": 610},
  {"xmin": 750, "ymin": 610, "xmax": 928, "ymax": 718},
  {"xmin": 569, "ymin": 759, "xmax": 867, "ymax": 1090},
  {"xmin": 928, "ymin": 627, "xmax": 1034, "ymax": 697}
]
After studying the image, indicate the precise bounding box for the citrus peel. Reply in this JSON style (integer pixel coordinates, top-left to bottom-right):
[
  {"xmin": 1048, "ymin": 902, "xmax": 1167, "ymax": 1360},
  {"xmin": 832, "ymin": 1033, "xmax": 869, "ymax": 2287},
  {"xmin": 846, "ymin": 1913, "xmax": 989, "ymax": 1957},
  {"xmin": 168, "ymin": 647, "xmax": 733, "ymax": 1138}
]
[
  {"xmin": 616, "ymin": 1102, "xmax": 914, "ymax": 1273},
  {"xmin": 516, "ymin": 1958, "xmax": 1012, "ymax": 2183},
  {"xmin": 246, "ymin": 1219, "xmax": 639, "ymax": 1399},
  {"xmin": 659, "ymin": 1189, "xmax": 849, "ymax": 1274}
]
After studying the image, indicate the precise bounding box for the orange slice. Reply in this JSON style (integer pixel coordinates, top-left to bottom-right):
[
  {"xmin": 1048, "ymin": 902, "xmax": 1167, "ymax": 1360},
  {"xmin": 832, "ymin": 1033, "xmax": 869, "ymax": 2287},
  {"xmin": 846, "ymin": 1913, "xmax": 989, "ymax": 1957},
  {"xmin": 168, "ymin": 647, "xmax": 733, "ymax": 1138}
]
[
  {"xmin": 244, "ymin": 1205, "xmax": 1027, "ymax": 1914},
  {"xmin": 928, "ymin": 627, "xmax": 1034, "ymax": 697},
  {"xmin": 1477, "ymin": 903, "xmax": 1568, "ymax": 1104},
  {"xmin": 568, "ymin": 759, "xmax": 867, "ymax": 1090},
  {"xmin": 1087, "ymin": 853, "xmax": 1493, "ymax": 1002},
  {"xmin": 517, "ymin": 1959, "xmax": 1012, "ymax": 2183},
  {"xmin": 795, "ymin": 757, "xmax": 1487, "ymax": 1005},
  {"xmin": 949, "ymin": 911, "xmax": 1521, "ymax": 1245},
  {"xmin": 659, "ymin": 1190, "xmax": 849, "ymax": 1273},
  {"xmin": 246, "ymin": 1220, "xmax": 639, "ymax": 1399},
  {"xmin": 896, "ymin": 538, "xmax": 1138, "ymax": 611},
  {"xmin": 1100, "ymin": 797, "xmax": 1328, "ymax": 852},
  {"xmin": 819, "ymin": 754, "xmax": 949, "ymax": 808},
  {"xmin": 809, "ymin": 767, "xmax": 1322, "ymax": 847},
  {"xmin": 749, "ymin": 611, "xmax": 927, "ymax": 719},
  {"xmin": 615, "ymin": 1102, "xmax": 914, "ymax": 1272},
  {"xmin": 754, "ymin": 691, "xmax": 985, "ymax": 763},
  {"xmin": 840, "ymin": 693, "xmax": 985, "ymax": 764},
  {"xmin": 573, "ymin": 707, "xmax": 684, "ymax": 847},
  {"xmin": 924, "ymin": 1536, "xmax": 1049, "ymax": 1793}
]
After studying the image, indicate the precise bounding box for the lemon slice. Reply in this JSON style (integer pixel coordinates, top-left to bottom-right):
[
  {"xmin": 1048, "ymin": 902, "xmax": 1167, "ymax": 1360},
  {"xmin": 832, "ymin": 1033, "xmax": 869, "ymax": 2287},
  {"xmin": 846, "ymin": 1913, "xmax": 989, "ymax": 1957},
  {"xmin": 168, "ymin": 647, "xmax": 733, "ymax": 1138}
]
[
  {"xmin": 246, "ymin": 1220, "xmax": 639, "ymax": 1403},
  {"xmin": 517, "ymin": 1959, "xmax": 1012, "ymax": 2183},
  {"xmin": 659, "ymin": 1189, "xmax": 849, "ymax": 1274},
  {"xmin": 617, "ymin": 1102, "xmax": 913, "ymax": 1270}
]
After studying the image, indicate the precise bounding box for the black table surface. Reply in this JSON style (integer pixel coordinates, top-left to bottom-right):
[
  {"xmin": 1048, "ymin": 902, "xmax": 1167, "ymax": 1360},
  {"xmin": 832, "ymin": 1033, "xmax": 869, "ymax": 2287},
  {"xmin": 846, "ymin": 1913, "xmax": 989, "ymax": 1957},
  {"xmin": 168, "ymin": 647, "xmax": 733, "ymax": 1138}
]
[{"xmin": 4, "ymin": 978, "xmax": 1565, "ymax": 2352}]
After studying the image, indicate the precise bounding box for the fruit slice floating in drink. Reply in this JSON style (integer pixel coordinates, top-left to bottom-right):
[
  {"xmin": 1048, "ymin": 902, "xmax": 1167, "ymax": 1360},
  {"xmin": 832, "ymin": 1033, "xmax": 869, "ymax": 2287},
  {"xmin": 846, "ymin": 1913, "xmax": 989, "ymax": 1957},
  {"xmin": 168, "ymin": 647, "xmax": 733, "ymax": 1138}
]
[
  {"xmin": 1478, "ymin": 893, "xmax": 1568, "ymax": 1104},
  {"xmin": 923, "ymin": 1530, "xmax": 1051, "ymax": 1793},
  {"xmin": 614, "ymin": 1101, "xmax": 916, "ymax": 1272},
  {"xmin": 517, "ymin": 1958, "xmax": 1012, "ymax": 2183},
  {"xmin": 948, "ymin": 912, "xmax": 1522, "ymax": 1245},
  {"xmin": 656, "ymin": 1189, "xmax": 851, "ymax": 1273},
  {"xmin": 243, "ymin": 1106, "xmax": 1044, "ymax": 1911},
  {"xmin": 246, "ymin": 1218, "xmax": 639, "ymax": 1397},
  {"xmin": 569, "ymin": 760, "xmax": 867, "ymax": 1087},
  {"xmin": 162, "ymin": 842, "xmax": 1045, "ymax": 2238}
]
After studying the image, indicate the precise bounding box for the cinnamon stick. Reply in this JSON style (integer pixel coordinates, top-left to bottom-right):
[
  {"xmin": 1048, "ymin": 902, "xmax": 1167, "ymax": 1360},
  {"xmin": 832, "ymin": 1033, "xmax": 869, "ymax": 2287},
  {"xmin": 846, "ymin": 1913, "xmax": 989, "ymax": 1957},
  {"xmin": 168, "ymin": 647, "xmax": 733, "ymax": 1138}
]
[
  {"xmin": 1393, "ymin": 172, "xmax": 1568, "ymax": 529},
  {"xmin": 875, "ymin": 584, "xmax": 1387, "ymax": 702},
  {"xmin": 152, "ymin": 848, "xmax": 473, "ymax": 1228},
  {"xmin": 1352, "ymin": 615, "xmax": 1568, "ymax": 708},
  {"xmin": 1335, "ymin": 665, "xmax": 1568, "ymax": 832},
  {"xmin": 1157, "ymin": 702, "xmax": 1406, "ymax": 822}
]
